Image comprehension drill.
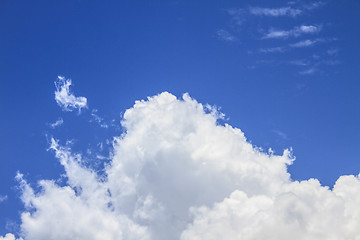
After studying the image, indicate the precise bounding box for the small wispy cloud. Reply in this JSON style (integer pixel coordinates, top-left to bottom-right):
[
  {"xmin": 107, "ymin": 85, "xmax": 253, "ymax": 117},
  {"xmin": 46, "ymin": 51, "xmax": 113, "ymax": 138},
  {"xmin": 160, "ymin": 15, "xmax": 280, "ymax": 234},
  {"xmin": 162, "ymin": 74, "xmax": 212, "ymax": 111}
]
[
  {"xmin": 327, "ymin": 48, "xmax": 339, "ymax": 56},
  {"xmin": 273, "ymin": 129, "xmax": 288, "ymax": 140},
  {"xmin": 248, "ymin": 1, "xmax": 325, "ymax": 18},
  {"xmin": 258, "ymin": 46, "xmax": 286, "ymax": 53},
  {"xmin": 227, "ymin": 8, "xmax": 246, "ymax": 25},
  {"xmin": 289, "ymin": 59, "xmax": 309, "ymax": 66},
  {"xmin": 318, "ymin": 59, "xmax": 341, "ymax": 66},
  {"xmin": 249, "ymin": 6, "xmax": 302, "ymax": 17},
  {"xmin": 299, "ymin": 68, "xmax": 317, "ymax": 75},
  {"xmin": 49, "ymin": 118, "xmax": 64, "ymax": 129},
  {"xmin": 263, "ymin": 25, "xmax": 321, "ymax": 39},
  {"xmin": 263, "ymin": 30, "xmax": 290, "ymax": 39},
  {"xmin": 0, "ymin": 195, "xmax": 8, "ymax": 203},
  {"xmin": 303, "ymin": 1, "xmax": 326, "ymax": 10},
  {"xmin": 90, "ymin": 109, "xmax": 109, "ymax": 128},
  {"xmin": 216, "ymin": 29, "xmax": 236, "ymax": 42},
  {"xmin": 290, "ymin": 39, "xmax": 319, "ymax": 47},
  {"xmin": 298, "ymin": 25, "xmax": 321, "ymax": 33},
  {"xmin": 54, "ymin": 76, "xmax": 88, "ymax": 112}
]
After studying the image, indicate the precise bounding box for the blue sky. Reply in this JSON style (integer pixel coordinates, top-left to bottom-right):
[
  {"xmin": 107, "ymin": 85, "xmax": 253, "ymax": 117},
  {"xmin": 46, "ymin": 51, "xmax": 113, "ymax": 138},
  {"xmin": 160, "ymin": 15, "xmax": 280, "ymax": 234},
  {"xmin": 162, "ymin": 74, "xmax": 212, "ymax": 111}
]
[{"xmin": 1, "ymin": 0, "xmax": 360, "ymax": 238}]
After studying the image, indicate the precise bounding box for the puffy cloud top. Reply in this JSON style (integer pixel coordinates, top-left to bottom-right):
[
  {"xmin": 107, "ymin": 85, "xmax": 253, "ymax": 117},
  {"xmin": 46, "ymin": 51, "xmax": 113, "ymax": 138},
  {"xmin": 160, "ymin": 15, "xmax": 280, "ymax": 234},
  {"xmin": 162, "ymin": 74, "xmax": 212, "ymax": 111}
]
[
  {"xmin": 0, "ymin": 233, "xmax": 22, "ymax": 240},
  {"xmin": 4, "ymin": 92, "xmax": 360, "ymax": 239}
]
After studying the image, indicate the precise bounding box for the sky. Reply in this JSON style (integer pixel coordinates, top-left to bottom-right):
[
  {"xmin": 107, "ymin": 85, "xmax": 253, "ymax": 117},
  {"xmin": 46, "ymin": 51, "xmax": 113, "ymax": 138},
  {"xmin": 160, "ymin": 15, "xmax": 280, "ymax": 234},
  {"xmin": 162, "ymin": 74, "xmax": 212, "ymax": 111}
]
[{"xmin": 1, "ymin": 0, "xmax": 360, "ymax": 239}]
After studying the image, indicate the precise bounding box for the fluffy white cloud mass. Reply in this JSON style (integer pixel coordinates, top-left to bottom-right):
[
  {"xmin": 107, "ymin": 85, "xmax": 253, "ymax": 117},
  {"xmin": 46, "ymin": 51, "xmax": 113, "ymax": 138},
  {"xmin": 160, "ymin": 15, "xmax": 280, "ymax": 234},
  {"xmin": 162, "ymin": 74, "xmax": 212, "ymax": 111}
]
[
  {"xmin": 0, "ymin": 233, "xmax": 22, "ymax": 240},
  {"xmin": 54, "ymin": 76, "xmax": 87, "ymax": 112},
  {"xmin": 6, "ymin": 92, "xmax": 360, "ymax": 239}
]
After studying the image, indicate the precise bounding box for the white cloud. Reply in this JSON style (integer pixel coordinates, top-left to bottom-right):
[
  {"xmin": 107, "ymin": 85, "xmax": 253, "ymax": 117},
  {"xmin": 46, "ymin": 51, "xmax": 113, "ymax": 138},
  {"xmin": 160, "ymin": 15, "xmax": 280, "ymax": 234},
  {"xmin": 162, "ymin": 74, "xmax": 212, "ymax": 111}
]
[
  {"xmin": 181, "ymin": 176, "xmax": 360, "ymax": 240},
  {"xmin": 0, "ymin": 233, "xmax": 22, "ymax": 240},
  {"xmin": 299, "ymin": 68, "xmax": 317, "ymax": 75},
  {"xmin": 54, "ymin": 76, "xmax": 87, "ymax": 112},
  {"xmin": 298, "ymin": 25, "xmax": 320, "ymax": 33},
  {"xmin": 49, "ymin": 118, "xmax": 64, "ymax": 128},
  {"xmin": 216, "ymin": 29, "xmax": 236, "ymax": 42},
  {"xmin": 263, "ymin": 25, "xmax": 321, "ymax": 39},
  {"xmin": 273, "ymin": 129, "xmax": 288, "ymax": 140},
  {"xmin": 259, "ymin": 46, "xmax": 286, "ymax": 53},
  {"xmin": 7, "ymin": 92, "xmax": 360, "ymax": 239},
  {"xmin": 15, "ymin": 141, "xmax": 148, "ymax": 240},
  {"xmin": 264, "ymin": 30, "xmax": 290, "ymax": 39},
  {"xmin": 249, "ymin": 7, "xmax": 302, "ymax": 17},
  {"xmin": 248, "ymin": 2, "xmax": 325, "ymax": 18},
  {"xmin": 290, "ymin": 39, "xmax": 319, "ymax": 47}
]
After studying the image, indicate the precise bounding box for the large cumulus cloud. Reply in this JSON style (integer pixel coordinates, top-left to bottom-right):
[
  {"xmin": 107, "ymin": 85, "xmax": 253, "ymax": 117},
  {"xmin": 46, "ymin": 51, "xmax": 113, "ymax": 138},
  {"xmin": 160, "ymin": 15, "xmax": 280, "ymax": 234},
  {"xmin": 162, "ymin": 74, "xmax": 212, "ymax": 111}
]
[{"xmin": 4, "ymin": 92, "xmax": 360, "ymax": 239}]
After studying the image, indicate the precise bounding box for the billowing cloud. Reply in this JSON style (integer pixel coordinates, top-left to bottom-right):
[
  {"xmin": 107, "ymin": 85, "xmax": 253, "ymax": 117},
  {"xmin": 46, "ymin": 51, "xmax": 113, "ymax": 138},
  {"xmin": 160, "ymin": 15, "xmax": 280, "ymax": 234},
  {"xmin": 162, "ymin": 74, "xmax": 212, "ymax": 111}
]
[
  {"xmin": 5, "ymin": 92, "xmax": 360, "ymax": 239},
  {"xmin": 54, "ymin": 76, "xmax": 87, "ymax": 112},
  {"xmin": 182, "ymin": 176, "xmax": 360, "ymax": 239},
  {"xmin": 0, "ymin": 233, "xmax": 22, "ymax": 240}
]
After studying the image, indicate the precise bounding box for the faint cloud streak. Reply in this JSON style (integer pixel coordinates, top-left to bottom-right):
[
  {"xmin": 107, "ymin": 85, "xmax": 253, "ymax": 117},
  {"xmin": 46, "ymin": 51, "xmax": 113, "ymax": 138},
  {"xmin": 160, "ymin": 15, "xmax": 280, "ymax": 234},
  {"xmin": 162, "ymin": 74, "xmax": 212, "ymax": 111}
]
[
  {"xmin": 216, "ymin": 29, "xmax": 236, "ymax": 42},
  {"xmin": 0, "ymin": 195, "xmax": 8, "ymax": 203},
  {"xmin": 249, "ymin": 6, "xmax": 302, "ymax": 17},
  {"xmin": 259, "ymin": 46, "xmax": 286, "ymax": 53},
  {"xmin": 49, "ymin": 118, "xmax": 64, "ymax": 129}
]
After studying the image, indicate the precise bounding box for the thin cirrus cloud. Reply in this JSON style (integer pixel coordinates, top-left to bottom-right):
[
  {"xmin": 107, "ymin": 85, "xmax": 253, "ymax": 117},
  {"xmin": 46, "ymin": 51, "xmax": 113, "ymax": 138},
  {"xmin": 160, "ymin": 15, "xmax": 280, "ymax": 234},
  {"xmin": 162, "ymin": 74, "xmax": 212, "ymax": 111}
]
[
  {"xmin": 299, "ymin": 67, "xmax": 317, "ymax": 75},
  {"xmin": 258, "ymin": 46, "xmax": 286, "ymax": 53},
  {"xmin": 0, "ymin": 195, "xmax": 7, "ymax": 203},
  {"xmin": 90, "ymin": 109, "xmax": 109, "ymax": 128},
  {"xmin": 216, "ymin": 29, "xmax": 236, "ymax": 42},
  {"xmin": 249, "ymin": 6, "xmax": 302, "ymax": 17},
  {"xmin": 54, "ymin": 76, "xmax": 88, "ymax": 112},
  {"xmin": 3, "ymin": 91, "xmax": 360, "ymax": 240},
  {"xmin": 289, "ymin": 59, "xmax": 309, "ymax": 66},
  {"xmin": 249, "ymin": 1, "xmax": 325, "ymax": 17},
  {"xmin": 290, "ymin": 39, "xmax": 321, "ymax": 47},
  {"xmin": 327, "ymin": 48, "xmax": 339, "ymax": 56},
  {"xmin": 227, "ymin": 8, "xmax": 246, "ymax": 25},
  {"xmin": 227, "ymin": 1, "xmax": 324, "ymax": 25},
  {"xmin": 263, "ymin": 25, "xmax": 321, "ymax": 39},
  {"xmin": 49, "ymin": 118, "xmax": 64, "ymax": 128}
]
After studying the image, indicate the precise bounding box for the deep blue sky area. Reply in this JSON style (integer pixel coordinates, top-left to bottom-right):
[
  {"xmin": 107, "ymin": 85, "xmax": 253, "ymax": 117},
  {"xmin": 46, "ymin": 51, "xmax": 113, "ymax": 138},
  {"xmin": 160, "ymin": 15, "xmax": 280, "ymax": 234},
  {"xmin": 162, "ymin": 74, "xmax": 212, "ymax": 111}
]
[{"xmin": 1, "ymin": 0, "xmax": 360, "ymax": 235}]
